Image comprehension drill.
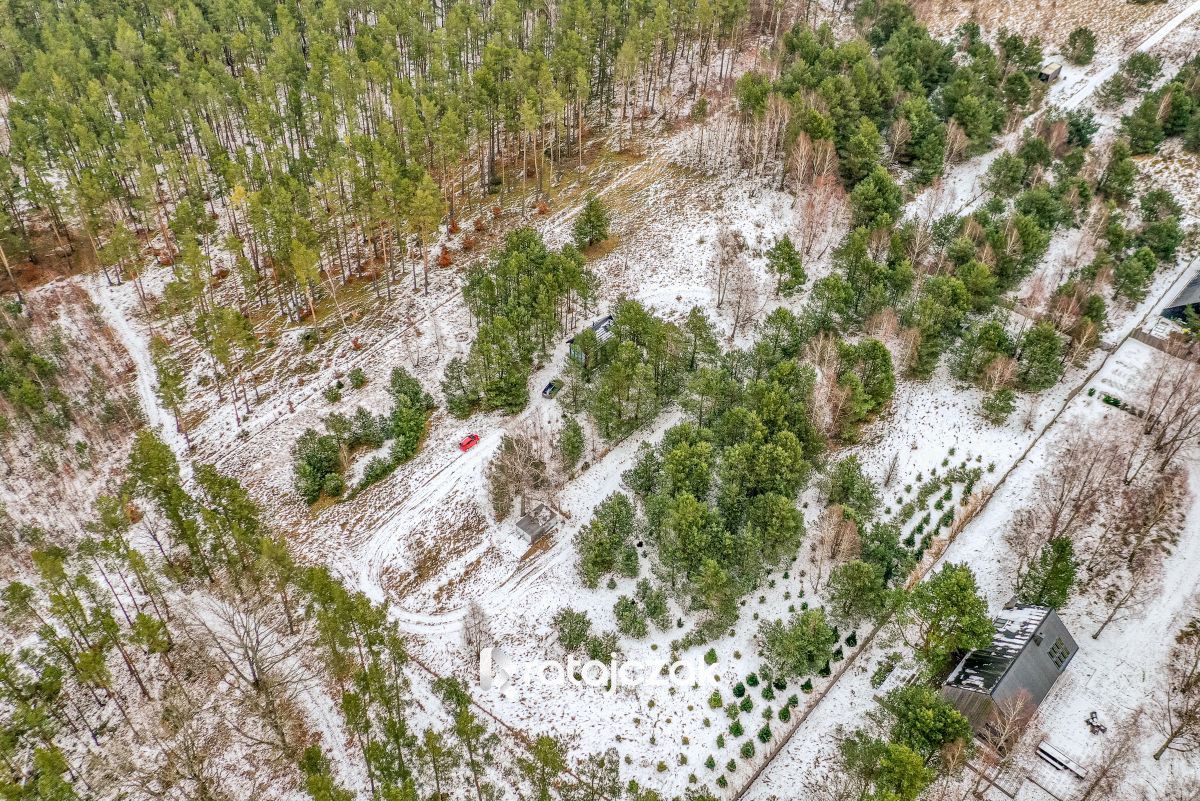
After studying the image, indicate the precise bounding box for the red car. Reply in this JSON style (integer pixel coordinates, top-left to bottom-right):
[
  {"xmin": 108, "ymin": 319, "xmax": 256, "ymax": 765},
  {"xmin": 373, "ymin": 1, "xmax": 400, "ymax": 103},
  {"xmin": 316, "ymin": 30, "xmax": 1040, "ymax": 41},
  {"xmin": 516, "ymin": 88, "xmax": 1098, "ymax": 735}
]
[{"xmin": 459, "ymin": 433, "xmax": 480, "ymax": 452}]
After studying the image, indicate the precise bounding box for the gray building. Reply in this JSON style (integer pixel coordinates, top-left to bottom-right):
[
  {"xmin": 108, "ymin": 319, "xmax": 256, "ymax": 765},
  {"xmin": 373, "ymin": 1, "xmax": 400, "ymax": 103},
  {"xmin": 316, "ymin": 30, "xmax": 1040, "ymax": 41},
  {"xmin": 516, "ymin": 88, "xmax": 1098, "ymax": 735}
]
[
  {"xmin": 1163, "ymin": 271, "xmax": 1200, "ymax": 323},
  {"xmin": 567, "ymin": 314, "xmax": 615, "ymax": 365},
  {"xmin": 514, "ymin": 503, "xmax": 559, "ymax": 545},
  {"xmin": 941, "ymin": 604, "xmax": 1077, "ymax": 734}
]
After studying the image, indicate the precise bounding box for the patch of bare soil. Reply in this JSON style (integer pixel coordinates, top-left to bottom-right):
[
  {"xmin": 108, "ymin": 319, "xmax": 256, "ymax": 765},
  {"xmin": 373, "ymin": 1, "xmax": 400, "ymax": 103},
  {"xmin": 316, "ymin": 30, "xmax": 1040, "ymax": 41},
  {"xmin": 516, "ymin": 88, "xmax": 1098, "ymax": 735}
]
[{"xmin": 383, "ymin": 499, "xmax": 488, "ymax": 600}]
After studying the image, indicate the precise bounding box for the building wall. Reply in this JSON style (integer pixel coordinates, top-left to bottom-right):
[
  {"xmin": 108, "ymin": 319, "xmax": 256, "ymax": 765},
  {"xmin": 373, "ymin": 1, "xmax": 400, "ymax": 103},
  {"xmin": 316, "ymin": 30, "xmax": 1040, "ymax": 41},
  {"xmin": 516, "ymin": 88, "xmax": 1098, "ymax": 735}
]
[
  {"xmin": 992, "ymin": 611, "xmax": 1077, "ymax": 713},
  {"xmin": 939, "ymin": 685, "xmax": 995, "ymax": 731}
]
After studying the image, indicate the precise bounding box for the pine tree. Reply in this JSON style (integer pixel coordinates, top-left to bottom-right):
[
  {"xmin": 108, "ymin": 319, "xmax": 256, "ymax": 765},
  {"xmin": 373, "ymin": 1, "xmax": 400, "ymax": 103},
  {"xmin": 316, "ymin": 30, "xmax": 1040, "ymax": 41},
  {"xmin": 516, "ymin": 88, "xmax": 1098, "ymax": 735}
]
[
  {"xmin": 766, "ymin": 235, "xmax": 806, "ymax": 297},
  {"xmin": 1015, "ymin": 537, "xmax": 1077, "ymax": 609},
  {"xmin": 573, "ymin": 194, "xmax": 611, "ymax": 249}
]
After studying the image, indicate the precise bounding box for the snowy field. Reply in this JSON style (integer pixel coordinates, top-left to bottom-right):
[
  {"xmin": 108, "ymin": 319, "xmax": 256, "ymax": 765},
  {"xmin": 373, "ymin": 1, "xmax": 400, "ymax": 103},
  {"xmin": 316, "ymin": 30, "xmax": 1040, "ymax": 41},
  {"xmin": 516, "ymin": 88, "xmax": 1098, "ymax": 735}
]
[{"xmin": 47, "ymin": 2, "xmax": 1200, "ymax": 798}]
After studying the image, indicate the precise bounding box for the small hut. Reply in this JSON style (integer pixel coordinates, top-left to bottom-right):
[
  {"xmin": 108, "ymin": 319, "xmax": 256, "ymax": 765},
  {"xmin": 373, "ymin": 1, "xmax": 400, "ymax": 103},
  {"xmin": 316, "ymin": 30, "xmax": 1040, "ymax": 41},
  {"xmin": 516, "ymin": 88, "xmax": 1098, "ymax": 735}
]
[
  {"xmin": 514, "ymin": 503, "xmax": 559, "ymax": 545},
  {"xmin": 1038, "ymin": 63, "xmax": 1063, "ymax": 83}
]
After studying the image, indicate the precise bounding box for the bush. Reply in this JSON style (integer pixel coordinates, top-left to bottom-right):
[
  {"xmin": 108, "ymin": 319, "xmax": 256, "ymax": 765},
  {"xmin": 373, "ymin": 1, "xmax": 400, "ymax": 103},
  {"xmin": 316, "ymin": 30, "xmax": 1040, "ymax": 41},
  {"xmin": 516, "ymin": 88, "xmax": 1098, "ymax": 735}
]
[
  {"xmin": 293, "ymin": 428, "xmax": 342, "ymax": 503},
  {"xmin": 554, "ymin": 608, "xmax": 592, "ymax": 651},
  {"xmin": 614, "ymin": 596, "xmax": 648, "ymax": 638},
  {"xmin": 348, "ymin": 367, "xmax": 367, "ymax": 389},
  {"xmin": 757, "ymin": 725, "xmax": 772, "ymax": 743},
  {"xmin": 746, "ymin": 673, "xmax": 759, "ymax": 687},
  {"xmin": 705, "ymin": 755, "xmax": 716, "ymax": 770},
  {"xmin": 801, "ymin": 679, "xmax": 814, "ymax": 693},
  {"xmin": 729, "ymin": 720, "xmax": 744, "ymax": 737},
  {"xmin": 321, "ymin": 472, "xmax": 345, "ymax": 498},
  {"xmin": 387, "ymin": 367, "xmax": 434, "ymax": 463},
  {"xmin": 323, "ymin": 385, "xmax": 342, "ymax": 403},
  {"xmin": 584, "ymin": 631, "xmax": 619, "ymax": 662},
  {"xmin": 636, "ymin": 580, "xmax": 670, "ymax": 629},
  {"xmin": 733, "ymin": 682, "xmax": 746, "ymax": 698},
  {"xmin": 778, "ymin": 706, "xmax": 791, "ymax": 723},
  {"xmin": 704, "ymin": 648, "xmax": 718, "ymax": 665},
  {"xmin": 740, "ymin": 741, "xmax": 755, "ymax": 759},
  {"xmin": 708, "ymin": 690, "xmax": 724, "ymax": 709},
  {"xmin": 982, "ymin": 388, "xmax": 1016, "ymax": 425},
  {"xmin": 740, "ymin": 696, "xmax": 753, "ymax": 713},
  {"xmin": 357, "ymin": 456, "xmax": 396, "ymax": 491}
]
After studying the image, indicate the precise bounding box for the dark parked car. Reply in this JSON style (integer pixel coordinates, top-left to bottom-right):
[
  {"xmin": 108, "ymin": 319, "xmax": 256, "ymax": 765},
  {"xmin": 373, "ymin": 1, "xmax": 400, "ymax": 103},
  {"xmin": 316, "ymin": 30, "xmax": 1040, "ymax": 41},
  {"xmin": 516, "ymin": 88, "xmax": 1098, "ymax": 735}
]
[{"xmin": 542, "ymin": 380, "xmax": 562, "ymax": 399}]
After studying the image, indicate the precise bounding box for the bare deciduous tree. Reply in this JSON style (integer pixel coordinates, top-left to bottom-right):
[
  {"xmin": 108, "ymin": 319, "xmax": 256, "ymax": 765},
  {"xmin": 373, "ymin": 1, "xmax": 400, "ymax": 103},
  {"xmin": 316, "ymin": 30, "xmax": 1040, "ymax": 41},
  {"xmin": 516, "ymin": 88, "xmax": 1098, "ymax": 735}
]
[
  {"xmin": 1076, "ymin": 710, "xmax": 1142, "ymax": 800},
  {"xmin": 486, "ymin": 421, "xmax": 558, "ymax": 520},
  {"xmin": 462, "ymin": 600, "xmax": 493, "ymax": 655},
  {"xmin": 1124, "ymin": 358, "xmax": 1200, "ymax": 484},
  {"xmin": 805, "ymin": 332, "xmax": 849, "ymax": 443},
  {"xmin": 709, "ymin": 225, "xmax": 746, "ymax": 309},
  {"xmin": 972, "ymin": 689, "xmax": 1039, "ymax": 798},
  {"xmin": 1083, "ymin": 465, "xmax": 1185, "ymax": 585},
  {"xmin": 725, "ymin": 252, "xmax": 762, "ymax": 341},
  {"xmin": 1091, "ymin": 546, "xmax": 1162, "ymax": 640},
  {"xmin": 809, "ymin": 505, "xmax": 861, "ymax": 592},
  {"xmin": 1154, "ymin": 611, "xmax": 1200, "ymax": 760},
  {"xmin": 187, "ymin": 596, "xmax": 312, "ymax": 757},
  {"xmin": 1005, "ymin": 431, "xmax": 1120, "ymax": 575}
]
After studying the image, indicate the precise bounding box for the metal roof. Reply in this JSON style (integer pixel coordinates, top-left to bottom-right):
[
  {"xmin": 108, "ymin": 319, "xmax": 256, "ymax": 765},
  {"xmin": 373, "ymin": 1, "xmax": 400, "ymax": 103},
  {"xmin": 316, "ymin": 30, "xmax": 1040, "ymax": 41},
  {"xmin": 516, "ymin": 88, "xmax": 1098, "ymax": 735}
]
[
  {"xmin": 567, "ymin": 314, "xmax": 615, "ymax": 346},
  {"xmin": 1165, "ymin": 271, "xmax": 1200, "ymax": 314},
  {"xmin": 515, "ymin": 503, "xmax": 558, "ymax": 539},
  {"xmin": 945, "ymin": 605, "xmax": 1051, "ymax": 695}
]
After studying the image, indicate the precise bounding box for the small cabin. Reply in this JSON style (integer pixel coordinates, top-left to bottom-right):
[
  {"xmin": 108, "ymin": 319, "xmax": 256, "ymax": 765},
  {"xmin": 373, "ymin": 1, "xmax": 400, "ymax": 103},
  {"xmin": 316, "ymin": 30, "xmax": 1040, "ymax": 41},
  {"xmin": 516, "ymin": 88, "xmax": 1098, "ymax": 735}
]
[
  {"xmin": 1038, "ymin": 63, "xmax": 1062, "ymax": 83},
  {"xmin": 941, "ymin": 604, "xmax": 1077, "ymax": 735},
  {"xmin": 567, "ymin": 314, "xmax": 615, "ymax": 365},
  {"xmin": 514, "ymin": 503, "xmax": 559, "ymax": 545}
]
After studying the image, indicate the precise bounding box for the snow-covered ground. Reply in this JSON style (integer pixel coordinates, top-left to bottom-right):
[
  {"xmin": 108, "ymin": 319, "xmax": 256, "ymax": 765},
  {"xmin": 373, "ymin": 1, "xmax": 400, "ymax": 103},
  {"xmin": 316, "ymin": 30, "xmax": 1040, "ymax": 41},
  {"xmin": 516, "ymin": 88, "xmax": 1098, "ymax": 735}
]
[{"xmin": 60, "ymin": 3, "xmax": 1200, "ymax": 798}]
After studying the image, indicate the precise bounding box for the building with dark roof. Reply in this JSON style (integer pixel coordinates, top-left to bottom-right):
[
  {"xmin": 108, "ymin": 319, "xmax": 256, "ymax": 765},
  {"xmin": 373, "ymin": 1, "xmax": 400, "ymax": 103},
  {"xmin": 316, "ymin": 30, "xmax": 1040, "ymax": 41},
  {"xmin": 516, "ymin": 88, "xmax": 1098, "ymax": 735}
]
[
  {"xmin": 941, "ymin": 604, "xmax": 1077, "ymax": 733},
  {"xmin": 567, "ymin": 314, "xmax": 615, "ymax": 365},
  {"xmin": 1163, "ymin": 271, "xmax": 1200, "ymax": 323}
]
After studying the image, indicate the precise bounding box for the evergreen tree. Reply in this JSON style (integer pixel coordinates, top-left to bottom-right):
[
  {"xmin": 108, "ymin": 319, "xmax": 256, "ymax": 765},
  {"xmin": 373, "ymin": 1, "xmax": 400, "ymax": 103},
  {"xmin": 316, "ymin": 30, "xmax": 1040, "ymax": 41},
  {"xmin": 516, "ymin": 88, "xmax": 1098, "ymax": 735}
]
[
  {"xmin": 1064, "ymin": 27, "xmax": 1097, "ymax": 65},
  {"xmin": 1015, "ymin": 537, "xmax": 1077, "ymax": 609},
  {"xmin": 849, "ymin": 166, "xmax": 904, "ymax": 230},
  {"xmin": 766, "ymin": 236, "xmax": 806, "ymax": 297},
  {"xmin": 827, "ymin": 560, "xmax": 889, "ymax": 628},
  {"xmin": 573, "ymin": 194, "xmax": 612, "ymax": 249},
  {"xmin": 560, "ymin": 417, "xmax": 585, "ymax": 468},
  {"xmin": 759, "ymin": 608, "xmax": 838, "ymax": 678},
  {"xmin": 1016, "ymin": 322, "xmax": 1064, "ymax": 391},
  {"xmin": 899, "ymin": 563, "xmax": 994, "ymax": 672}
]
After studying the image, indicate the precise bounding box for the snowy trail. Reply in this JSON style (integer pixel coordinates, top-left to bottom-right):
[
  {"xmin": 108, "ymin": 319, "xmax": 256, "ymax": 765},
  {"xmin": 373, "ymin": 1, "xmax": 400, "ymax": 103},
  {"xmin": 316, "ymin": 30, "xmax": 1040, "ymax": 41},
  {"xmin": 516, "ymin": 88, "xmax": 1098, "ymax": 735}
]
[{"xmin": 86, "ymin": 276, "xmax": 193, "ymax": 478}]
